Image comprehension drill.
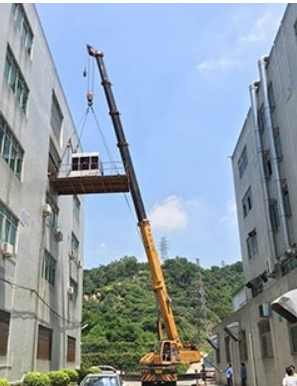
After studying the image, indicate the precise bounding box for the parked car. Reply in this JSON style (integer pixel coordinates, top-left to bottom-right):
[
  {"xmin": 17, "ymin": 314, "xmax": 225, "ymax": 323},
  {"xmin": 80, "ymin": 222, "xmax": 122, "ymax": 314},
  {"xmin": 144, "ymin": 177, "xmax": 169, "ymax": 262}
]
[
  {"xmin": 204, "ymin": 366, "xmax": 215, "ymax": 378},
  {"xmin": 96, "ymin": 366, "xmax": 121, "ymax": 375},
  {"xmin": 80, "ymin": 372, "xmax": 120, "ymax": 386},
  {"xmin": 80, "ymin": 368, "xmax": 127, "ymax": 386}
]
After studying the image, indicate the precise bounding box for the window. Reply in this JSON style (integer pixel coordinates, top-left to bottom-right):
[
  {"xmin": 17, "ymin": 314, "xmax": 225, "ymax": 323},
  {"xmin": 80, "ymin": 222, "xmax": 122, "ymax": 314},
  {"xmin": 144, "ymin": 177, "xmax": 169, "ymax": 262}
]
[
  {"xmin": 43, "ymin": 251, "xmax": 56, "ymax": 286},
  {"xmin": 0, "ymin": 310, "xmax": 10, "ymax": 356},
  {"xmin": 69, "ymin": 278, "xmax": 78, "ymax": 302},
  {"xmin": 46, "ymin": 194, "xmax": 59, "ymax": 229},
  {"xmin": 37, "ymin": 325, "xmax": 52, "ymax": 360},
  {"xmin": 71, "ymin": 233, "xmax": 79, "ymax": 259},
  {"xmin": 67, "ymin": 336, "xmax": 76, "ymax": 362},
  {"xmin": 50, "ymin": 92, "xmax": 63, "ymax": 142},
  {"xmin": 258, "ymin": 320, "xmax": 273, "ymax": 358},
  {"xmin": 290, "ymin": 323, "xmax": 297, "ymax": 354},
  {"xmin": 0, "ymin": 114, "xmax": 24, "ymax": 179},
  {"xmin": 269, "ymin": 199, "xmax": 279, "ymax": 231},
  {"xmin": 11, "ymin": 4, "xmax": 34, "ymax": 55},
  {"xmin": 4, "ymin": 47, "xmax": 29, "ymax": 113},
  {"xmin": 238, "ymin": 147, "xmax": 248, "ymax": 178},
  {"xmin": 282, "ymin": 182, "xmax": 292, "ymax": 217},
  {"xmin": 48, "ymin": 138, "xmax": 61, "ymax": 178},
  {"xmin": 49, "ymin": 204, "xmax": 59, "ymax": 229},
  {"xmin": 268, "ymin": 82, "xmax": 276, "ymax": 112},
  {"xmin": 242, "ymin": 187, "xmax": 252, "ymax": 217},
  {"xmin": 5, "ymin": 46, "xmax": 29, "ymax": 113},
  {"xmin": 224, "ymin": 336, "xmax": 231, "ymax": 363},
  {"xmin": 73, "ymin": 195, "xmax": 80, "ymax": 220},
  {"xmin": 258, "ymin": 104, "xmax": 266, "ymax": 132},
  {"xmin": 263, "ymin": 149, "xmax": 272, "ymax": 179},
  {"xmin": 294, "ymin": 19, "xmax": 297, "ymax": 37},
  {"xmin": 0, "ymin": 201, "xmax": 18, "ymax": 246},
  {"xmin": 274, "ymin": 128, "xmax": 283, "ymax": 161},
  {"xmin": 239, "ymin": 330, "xmax": 248, "ymax": 361},
  {"xmin": 247, "ymin": 229, "xmax": 258, "ymax": 259}
]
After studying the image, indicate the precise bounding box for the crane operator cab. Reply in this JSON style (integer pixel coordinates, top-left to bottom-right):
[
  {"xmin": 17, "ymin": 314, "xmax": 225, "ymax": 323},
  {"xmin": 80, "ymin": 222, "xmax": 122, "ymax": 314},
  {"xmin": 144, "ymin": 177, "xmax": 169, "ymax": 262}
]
[
  {"xmin": 69, "ymin": 152, "xmax": 103, "ymax": 177},
  {"xmin": 155, "ymin": 340, "xmax": 179, "ymax": 364}
]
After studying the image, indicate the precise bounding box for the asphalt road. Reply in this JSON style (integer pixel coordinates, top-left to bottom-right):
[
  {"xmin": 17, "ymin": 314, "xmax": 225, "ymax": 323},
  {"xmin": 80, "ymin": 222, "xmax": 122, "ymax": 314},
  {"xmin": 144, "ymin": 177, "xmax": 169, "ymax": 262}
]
[{"xmin": 127, "ymin": 379, "xmax": 217, "ymax": 386}]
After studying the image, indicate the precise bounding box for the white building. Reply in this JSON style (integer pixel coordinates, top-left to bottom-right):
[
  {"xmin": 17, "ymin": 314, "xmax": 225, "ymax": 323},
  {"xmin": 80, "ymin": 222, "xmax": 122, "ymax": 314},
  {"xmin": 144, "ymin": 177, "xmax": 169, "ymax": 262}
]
[
  {"xmin": 0, "ymin": 4, "xmax": 84, "ymax": 380},
  {"xmin": 210, "ymin": 4, "xmax": 297, "ymax": 386}
]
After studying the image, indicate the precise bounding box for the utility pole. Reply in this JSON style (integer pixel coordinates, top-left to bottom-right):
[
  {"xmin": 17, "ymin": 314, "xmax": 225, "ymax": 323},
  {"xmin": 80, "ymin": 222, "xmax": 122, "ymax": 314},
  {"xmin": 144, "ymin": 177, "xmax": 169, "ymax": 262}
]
[{"xmin": 159, "ymin": 236, "xmax": 169, "ymax": 261}]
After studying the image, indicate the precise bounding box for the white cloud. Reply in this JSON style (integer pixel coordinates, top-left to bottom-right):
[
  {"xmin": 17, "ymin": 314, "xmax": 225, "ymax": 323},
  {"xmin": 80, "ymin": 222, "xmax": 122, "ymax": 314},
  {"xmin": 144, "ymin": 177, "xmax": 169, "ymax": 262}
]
[
  {"xmin": 149, "ymin": 196, "xmax": 188, "ymax": 232},
  {"xmin": 239, "ymin": 11, "xmax": 280, "ymax": 43},
  {"xmin": 220, "ymin": 200, "xmax": 238, "ymax": 225},
  {"xmin": 197, "ymin": 57, "xmax": 241, "ymax": 72},
  {"xmin": 196, "ymin": 6, "xmax": 284, "ymax": 75},
  {"xmin": 97, "ymin": 242, "xmax": 108, "ymax": 252}
]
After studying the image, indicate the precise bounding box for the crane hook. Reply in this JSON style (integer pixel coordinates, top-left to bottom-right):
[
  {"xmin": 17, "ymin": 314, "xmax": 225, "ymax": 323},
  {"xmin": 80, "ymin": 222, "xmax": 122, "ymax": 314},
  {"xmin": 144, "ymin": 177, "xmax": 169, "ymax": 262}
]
[{"xmin": 87, "ymin": 91, "xmax": 94, "ymax": 107}]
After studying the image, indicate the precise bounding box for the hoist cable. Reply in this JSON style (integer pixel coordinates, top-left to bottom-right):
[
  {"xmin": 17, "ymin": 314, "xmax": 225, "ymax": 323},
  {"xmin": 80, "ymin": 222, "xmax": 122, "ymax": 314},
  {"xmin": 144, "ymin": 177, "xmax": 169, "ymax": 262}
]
[
  {"xmin": 81, "ymin": 55, "xmax": 144, "ymax": 246},
  {"xmin": 57, "ymin": 108, "xmax": 91, "ymax": 174},
  {"xmin": 88, "ymin": 104, "xmax": 142, "ymax": 244},
  {"xmin": 86, "ymin": 51, "xmax": 91, "ymax": 93},
  {"xmin": 89, "ymin": 105, "xmax": 121, "ymax": 173},
  {"xmin": 91, "ymin": 58, "xmax": 95, "ymax": 94},
  {"xmin": 76, "ymin": 107, "xmax": 90, "ymax": 151}
]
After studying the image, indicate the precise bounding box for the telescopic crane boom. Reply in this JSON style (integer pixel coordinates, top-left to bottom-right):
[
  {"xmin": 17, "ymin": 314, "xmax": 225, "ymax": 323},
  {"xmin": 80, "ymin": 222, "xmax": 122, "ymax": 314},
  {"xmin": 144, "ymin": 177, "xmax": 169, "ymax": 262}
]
[{"xmin": 87, "ymin": 44, "xmax": 201, "ymax": 386}]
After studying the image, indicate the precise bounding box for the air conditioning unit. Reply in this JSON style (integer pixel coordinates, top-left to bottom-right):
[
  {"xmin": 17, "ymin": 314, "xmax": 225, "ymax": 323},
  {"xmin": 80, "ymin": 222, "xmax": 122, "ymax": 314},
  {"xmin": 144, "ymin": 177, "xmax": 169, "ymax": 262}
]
[
  {"xmin": 2, "ymin": 242, "xmax": 14, "ymax": 258},
  {"xmin": 68, "ymin": 286, "xmax": 74, "ymax": 295},
  {"xmin": 69, "ymin": 249, "xmax": 77, "ymax": 259},
  {"xmin": 55, "ymin": 230, "xmax": 63, "ymax": 242},
  {"xmin": 43, "ymin": 203, "xmax": 52, "ymax": 217}
]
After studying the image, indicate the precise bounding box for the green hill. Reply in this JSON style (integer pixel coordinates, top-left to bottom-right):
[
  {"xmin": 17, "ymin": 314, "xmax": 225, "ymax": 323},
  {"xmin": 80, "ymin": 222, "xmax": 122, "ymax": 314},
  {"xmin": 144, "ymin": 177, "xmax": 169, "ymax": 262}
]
[{"xmin": 81, "ymin": 256, "xmax": 244, "ymax": 371}]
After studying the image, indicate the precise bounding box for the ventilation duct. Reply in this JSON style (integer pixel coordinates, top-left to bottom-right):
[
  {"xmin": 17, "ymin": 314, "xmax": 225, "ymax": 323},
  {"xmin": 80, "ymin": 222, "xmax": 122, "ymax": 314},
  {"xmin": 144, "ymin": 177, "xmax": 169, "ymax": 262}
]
[
  {"xmin": 223, "ymin": 321, "xmax": 241, "ymax": 342},
  {"xmin": 271, "ymin": 289, "xmax": 297, "ymax": 323},
  {"xmin": 207, "ymin": 334, "xmax": 219, "ymax": 350}
]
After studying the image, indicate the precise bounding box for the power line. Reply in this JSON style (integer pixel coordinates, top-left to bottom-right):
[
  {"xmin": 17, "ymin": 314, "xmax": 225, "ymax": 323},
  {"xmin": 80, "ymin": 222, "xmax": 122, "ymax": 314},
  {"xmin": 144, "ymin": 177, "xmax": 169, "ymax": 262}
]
[{"xmin": 0, "ymin": 277, "xmax": 81, "ymax": 326}]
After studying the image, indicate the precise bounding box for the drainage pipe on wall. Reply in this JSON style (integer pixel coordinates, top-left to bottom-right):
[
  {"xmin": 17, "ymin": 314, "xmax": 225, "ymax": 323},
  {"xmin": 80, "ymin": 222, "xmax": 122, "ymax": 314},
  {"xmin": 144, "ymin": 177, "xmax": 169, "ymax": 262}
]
[
  {"xmin": 258, "ymin": 56, "xmax": 291, "ymax": 253},
  {"xmin": 248, "ymin": 332, "xmax": 257, "ymax": 386},
  {"xmin": 249, "ymin": 81, "xmax": 277, "ymax": 266}
]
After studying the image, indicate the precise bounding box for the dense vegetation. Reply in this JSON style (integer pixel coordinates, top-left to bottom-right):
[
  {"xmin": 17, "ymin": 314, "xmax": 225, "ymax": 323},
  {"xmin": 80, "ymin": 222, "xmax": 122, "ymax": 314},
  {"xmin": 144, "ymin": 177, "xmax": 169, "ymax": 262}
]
[{"xmin": 81, "ymin": 256, "xmax": 244, "ymax": 371}]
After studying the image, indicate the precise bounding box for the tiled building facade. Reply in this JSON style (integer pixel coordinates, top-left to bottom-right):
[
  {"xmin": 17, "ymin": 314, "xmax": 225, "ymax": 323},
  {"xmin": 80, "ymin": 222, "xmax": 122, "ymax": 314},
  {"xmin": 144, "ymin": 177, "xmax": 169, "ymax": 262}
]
[
  {"xmin": 211, "ymin": 4, "xmax": 297, "ymax": 386},
  {"xmin": 0, "ymin": 4, "xmax": 84, "ymax": 380}
]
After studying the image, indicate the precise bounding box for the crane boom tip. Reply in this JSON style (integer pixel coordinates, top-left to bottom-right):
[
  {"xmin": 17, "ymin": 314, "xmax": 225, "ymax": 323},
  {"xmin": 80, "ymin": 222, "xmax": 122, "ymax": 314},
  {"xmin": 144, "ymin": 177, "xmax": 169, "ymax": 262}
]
[{"xmin": 86, "ymin": 44, "xmax": 104, "ymax": 57}]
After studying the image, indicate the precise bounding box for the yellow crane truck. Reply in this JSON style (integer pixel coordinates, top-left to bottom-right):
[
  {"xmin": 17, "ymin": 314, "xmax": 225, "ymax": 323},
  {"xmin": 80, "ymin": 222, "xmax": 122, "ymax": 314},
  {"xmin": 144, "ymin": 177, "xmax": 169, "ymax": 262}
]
[{"xmin": 87, "ymin": 44, "xmax": 201, "ymax": 386}]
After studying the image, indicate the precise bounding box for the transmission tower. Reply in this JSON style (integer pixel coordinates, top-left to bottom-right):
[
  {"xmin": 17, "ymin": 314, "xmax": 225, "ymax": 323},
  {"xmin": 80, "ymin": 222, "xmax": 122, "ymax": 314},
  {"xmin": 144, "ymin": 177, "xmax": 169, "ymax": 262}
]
[
  {"xmin": 196, "ymin": 257, "xmax": 207, "ymax": 343},
  {"xmin": 159, "ymin": 237, "xmax": 169, "ymax": 260}
]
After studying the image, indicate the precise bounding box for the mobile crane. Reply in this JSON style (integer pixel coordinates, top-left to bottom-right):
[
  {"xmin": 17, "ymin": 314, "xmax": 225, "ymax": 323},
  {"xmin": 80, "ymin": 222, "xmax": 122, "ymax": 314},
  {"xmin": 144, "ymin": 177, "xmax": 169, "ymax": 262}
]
[{"xmin": 87, "ymin": 44, "xmax": 201, "ymax": 386}]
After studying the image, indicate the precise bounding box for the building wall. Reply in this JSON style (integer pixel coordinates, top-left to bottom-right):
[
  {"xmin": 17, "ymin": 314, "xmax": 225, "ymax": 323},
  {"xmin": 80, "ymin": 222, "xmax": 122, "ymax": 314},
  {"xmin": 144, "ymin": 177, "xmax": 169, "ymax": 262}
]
[
  {"xmin": 213, "ymin": 270, "xmax": 297, "ymax": 386},
  {"xmin": 212, "ymin": 4, "xmax": 297, "ymax": 386},
  {"xmin": 0, "ymin": 4, "xmax": 84, "ymax": 380}
]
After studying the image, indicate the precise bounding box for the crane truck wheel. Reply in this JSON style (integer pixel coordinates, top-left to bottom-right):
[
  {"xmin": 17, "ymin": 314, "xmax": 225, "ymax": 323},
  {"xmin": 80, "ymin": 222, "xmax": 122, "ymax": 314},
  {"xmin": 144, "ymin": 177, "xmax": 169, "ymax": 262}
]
[
  {"xmin": 142, "ymin": 382, "xmax": 152, "ymax": 386},
  {"xmin": 164, "ymin": 382, "xmax": 176, "ymax": 386}
]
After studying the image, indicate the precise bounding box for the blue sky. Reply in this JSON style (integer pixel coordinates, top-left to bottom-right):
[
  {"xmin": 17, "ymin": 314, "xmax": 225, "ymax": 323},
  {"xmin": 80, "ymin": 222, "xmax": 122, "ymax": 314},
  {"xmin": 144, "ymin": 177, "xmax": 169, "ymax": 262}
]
[{"xmin": 36, "ymin": 3, "xmax": 287, "ymax": 269}]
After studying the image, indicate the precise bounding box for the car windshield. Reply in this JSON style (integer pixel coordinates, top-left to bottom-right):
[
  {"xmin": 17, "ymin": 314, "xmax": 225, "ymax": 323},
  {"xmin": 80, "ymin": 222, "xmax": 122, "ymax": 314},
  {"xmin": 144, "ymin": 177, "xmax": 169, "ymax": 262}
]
[{"xmin": 83, "ymin": 376, "xmax": 120, "ymax": 386}]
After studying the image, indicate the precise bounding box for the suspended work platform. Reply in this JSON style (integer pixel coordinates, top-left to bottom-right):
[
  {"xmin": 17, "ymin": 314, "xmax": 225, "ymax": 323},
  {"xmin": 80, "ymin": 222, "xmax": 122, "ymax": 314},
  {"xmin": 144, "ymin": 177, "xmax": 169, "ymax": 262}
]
[
  {"xmin": 49, "ymin": 153, "xmax": 129, "ymax": 195},
  {"xmin": 50, "ymin": 174, "xmax": 129, "ymax": 195}
]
